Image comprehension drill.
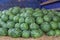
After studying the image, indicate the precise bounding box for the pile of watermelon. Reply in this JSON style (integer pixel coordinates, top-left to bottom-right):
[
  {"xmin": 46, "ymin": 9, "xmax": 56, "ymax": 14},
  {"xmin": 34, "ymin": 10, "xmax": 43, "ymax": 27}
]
[{"xmin": 0, "ymin": 7, "xmax": 60, "ymax": 38}]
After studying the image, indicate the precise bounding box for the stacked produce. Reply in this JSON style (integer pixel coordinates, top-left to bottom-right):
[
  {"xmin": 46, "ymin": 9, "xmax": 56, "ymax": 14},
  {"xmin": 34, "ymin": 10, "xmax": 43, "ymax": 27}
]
[{"xmin": 0, "ymin": 7, "xmax": 60, "ymax": 38}]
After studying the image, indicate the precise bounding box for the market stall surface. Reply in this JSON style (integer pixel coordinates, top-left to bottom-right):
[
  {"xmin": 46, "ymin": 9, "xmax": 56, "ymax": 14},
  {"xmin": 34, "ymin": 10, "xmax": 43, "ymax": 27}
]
[{"xmin": 0, "ymin": 36, "xmax": 60, "ymax": 40}]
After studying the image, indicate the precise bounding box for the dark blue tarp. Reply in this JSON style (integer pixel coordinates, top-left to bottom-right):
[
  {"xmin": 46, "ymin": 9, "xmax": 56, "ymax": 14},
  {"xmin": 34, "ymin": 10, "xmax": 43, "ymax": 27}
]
[
  {"xmin": 41, "ymin": 0, "xmax": 60, "ymax": 9},
  {"xmin": 0, "ymin": 0, "xmax": 42, "ymax": 10},
  {"xmin": 0, "ymin": 0, "xmax": 20, "ymax": 10},
  {"xmin": 0, "ymin": 0, "xmax": 60, "ymax": 10},
  {"xmin": 42, "ymin": 2, "xmax": 60, "ymax": 9}
]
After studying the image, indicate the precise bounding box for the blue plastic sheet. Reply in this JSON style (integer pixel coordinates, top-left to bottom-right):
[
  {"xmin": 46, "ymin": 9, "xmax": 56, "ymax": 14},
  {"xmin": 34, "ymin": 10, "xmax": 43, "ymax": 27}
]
[
  {"xmin": 41, "ymin": 0, "xmax": 47, "ymax": 2},
  {"xmin": 0, "ymin": 0, "xmax": 19, "ymax": 10},
  {"xmin": 41, "ymin": 0, "xmax": 60, "ymax": 9},
  {"xmin": 42, "ymin": 2, "xmax": 60, "ymax": 9},
  {"xmin": 0, "ymin": 0, "xmax": 60, "ymax": 10},
  {"xmin": 0, "ymin": 0, "xmax": 42, "ymax": 10},
  {"xmin": 19, "ymin": 1, "xmax": 41, "ymax": 9}
]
